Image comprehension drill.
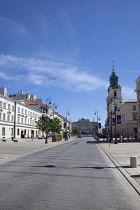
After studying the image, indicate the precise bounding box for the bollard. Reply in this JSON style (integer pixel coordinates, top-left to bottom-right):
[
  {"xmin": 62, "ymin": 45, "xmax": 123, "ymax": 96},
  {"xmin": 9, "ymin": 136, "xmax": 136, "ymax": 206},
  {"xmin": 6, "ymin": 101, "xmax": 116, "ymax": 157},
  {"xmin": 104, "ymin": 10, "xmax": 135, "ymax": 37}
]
[{"xmin": 130, "ymin": 156, "xmax": 138, "ymax": 168}]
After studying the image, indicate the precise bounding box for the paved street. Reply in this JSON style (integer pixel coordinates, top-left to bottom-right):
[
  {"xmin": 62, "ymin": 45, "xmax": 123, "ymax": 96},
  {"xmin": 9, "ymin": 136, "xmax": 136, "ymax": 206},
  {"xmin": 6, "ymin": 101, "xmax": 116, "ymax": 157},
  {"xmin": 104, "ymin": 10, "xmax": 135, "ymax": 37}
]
[{"xmin": 0, "ymin": 137, "xmax": 139, "ymax": 210}]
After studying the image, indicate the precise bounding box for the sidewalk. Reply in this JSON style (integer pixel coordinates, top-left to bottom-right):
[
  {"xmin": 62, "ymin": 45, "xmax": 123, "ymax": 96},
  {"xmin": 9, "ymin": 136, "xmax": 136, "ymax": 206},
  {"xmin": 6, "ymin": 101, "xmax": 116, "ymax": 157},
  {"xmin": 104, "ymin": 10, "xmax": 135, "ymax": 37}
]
[
  {"xmin": 99, "ymin": 140, "xmax": 140, "ymax": 194},
  {"xmin": 0, "ymin": 137, "xmax": 74, "ymax": 163}
]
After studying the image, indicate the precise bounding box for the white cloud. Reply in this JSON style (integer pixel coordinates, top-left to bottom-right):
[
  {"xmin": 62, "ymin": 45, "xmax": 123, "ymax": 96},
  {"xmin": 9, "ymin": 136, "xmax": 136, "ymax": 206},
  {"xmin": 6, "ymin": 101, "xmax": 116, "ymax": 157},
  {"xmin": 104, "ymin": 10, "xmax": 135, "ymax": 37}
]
[
  {"xmin": 0, "ymin": 54, "xmax": 109, "ymax": 92},
  {"xmin": 0, "ymin": 71, "xmax": 23, "ymax": 81},
  {"xmin": 0, "ymin": 71, "xmax": 12, "ymax": 80}
]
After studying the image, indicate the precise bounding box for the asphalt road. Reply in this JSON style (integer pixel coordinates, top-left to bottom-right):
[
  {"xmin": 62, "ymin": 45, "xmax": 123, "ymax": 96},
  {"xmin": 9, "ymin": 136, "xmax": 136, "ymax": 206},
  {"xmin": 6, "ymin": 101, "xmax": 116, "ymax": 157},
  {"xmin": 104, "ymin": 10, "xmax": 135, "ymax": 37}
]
[{"xmin": 0, "ymin": 137, "xmax": 139, "ymax": 210}]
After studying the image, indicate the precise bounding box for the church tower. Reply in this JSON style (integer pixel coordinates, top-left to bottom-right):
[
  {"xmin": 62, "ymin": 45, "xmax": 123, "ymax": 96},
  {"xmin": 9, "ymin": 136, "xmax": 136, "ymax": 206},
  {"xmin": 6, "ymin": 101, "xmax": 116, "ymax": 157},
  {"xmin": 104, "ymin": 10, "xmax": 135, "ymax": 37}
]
[{"xmin": 106, "ymin": 63, "xmax": 122, "ymax": 137}]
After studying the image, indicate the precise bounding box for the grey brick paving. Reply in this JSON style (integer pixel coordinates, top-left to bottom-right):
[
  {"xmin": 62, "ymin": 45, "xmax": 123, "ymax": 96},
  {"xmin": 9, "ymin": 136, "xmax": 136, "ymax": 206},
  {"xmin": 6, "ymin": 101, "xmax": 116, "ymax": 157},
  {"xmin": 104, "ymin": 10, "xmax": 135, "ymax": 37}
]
[{"xmin": 0, "ymin": 137, "xmax": 139, "ymax": 209}]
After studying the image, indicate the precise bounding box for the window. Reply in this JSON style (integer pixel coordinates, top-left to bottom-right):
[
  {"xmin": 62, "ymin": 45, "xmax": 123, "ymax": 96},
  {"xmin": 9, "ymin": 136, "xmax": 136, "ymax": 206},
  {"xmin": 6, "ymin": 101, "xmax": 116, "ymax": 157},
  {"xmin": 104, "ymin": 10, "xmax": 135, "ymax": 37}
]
[
  {"xmin": 18, "ymin": 107, "xmax": 20, "ymax": 113},
  {"xmin": 3, "ymin": 113, "xmax": 5, "ymax": 121},
  {"xmin": 0, "ymin": 113, "xmax": 1, "ymax": 119},
  {"xmin": 18, "ymin": 117, "xmax": 20, "ymax": 123},
  {"xmin": 21, "ymin": 118, "xmax": 23, "ymax": 124},
  {"xmin": 7, "ymin": 115, "xmax": 10, "ymax": 122},
  {"xmin": 8, "ymin": 104, "xmax": 10, "ymax": 110},
  {"xmin": 114, "ymin": 106, "xmax": 117, "ymax": 112},
  {"xmin": 2, "ymin": 127, "xmax": 5, "ymax": 135},
  {"xmin": 0, "ymin": 101, "xmax": 2, "ymax": 108},
  {"xmin": 17, "ymin": 129, "xmax": 20, "ymax": 135},
  {"xmin": 133, "ymin": 106, "xmax": 136, "ymax": 110},
  {"xmin": 25, "ymin": 110, "xmax": 27, "ymax": 115},
  {"xmin": 11, "ymin": 115, "xmax": 14, "ymax": 122},
  {"xmin": 133, "ymin": 114, "xmax": 137, "ymax": 121},
  {"xmin": 12, "ymin": 105, "xmax": 15, "ymax": 111},
  {"xmin": 114, "ymin": 91, "xmax": 117, "ymax": 97},
  {"xmin": 3, "ymin": 102, "xmax": 6, "ymax": 109},
  {"xmin": 22, "ymin": 108, "xmax": 24, "ymax": 114}
]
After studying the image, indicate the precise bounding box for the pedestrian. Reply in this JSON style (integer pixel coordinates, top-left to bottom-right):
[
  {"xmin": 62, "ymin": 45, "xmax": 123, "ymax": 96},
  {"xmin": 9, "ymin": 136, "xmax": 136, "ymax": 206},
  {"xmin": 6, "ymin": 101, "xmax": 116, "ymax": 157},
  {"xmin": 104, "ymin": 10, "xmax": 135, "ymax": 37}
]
[
  {"xmin": 31, "ymin": 134, "xmax": 33, "ymax": 141},
  {"xmin": 120, "ymin": 134, "xmax": 122, "ymax": 143}
]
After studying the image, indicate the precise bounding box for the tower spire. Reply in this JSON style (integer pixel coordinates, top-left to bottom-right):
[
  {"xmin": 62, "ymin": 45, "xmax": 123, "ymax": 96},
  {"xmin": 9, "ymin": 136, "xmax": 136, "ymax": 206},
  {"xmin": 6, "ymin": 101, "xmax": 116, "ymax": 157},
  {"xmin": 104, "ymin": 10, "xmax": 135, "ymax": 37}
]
[
  {"xmin": 109, "ymin": 61, "xmax": 119, "ymax": 87},
  {"xmin": 112, "ymin": 61, "xmax": 114, "ymax": 71}
]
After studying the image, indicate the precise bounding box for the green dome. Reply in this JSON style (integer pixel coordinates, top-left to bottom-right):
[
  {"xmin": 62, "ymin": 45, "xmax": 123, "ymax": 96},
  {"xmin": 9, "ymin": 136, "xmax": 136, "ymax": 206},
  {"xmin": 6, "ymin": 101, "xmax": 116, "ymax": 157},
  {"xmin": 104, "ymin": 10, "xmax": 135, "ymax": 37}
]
[{"xmin": 81, "ymin": 117, "xmax": 87, "ymax": 120}]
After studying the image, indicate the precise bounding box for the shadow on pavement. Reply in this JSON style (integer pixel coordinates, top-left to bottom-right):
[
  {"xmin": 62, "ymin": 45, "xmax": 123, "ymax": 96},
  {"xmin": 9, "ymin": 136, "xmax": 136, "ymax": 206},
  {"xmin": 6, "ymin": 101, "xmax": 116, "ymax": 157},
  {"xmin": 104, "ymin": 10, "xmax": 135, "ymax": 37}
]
[
  {"xmin": 131, "ymin": 175, "xmax": 140, "ymax": 178},
  {"xmin": 31, "ymin": 165, "xmax": 116, "ymax": 169},
  {"xmin": 87, "ymin": 140, "xmax": 108, "ymax": 144}
]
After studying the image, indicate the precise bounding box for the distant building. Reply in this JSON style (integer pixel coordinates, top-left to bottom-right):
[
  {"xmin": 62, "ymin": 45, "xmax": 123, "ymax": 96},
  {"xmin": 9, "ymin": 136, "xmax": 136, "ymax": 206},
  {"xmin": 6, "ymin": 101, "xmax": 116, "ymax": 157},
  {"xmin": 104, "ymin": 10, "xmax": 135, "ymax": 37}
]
[
  {"xmin": 9, "ymin": 91, "xmax": 36, "ymax": 101},
  {"xmin": 72, "ymin": 118, "xmax": 98, "ymax": 135},
  {"xmin": 0, "ymin": 87, "xmax": 7, "ymax": 96}
]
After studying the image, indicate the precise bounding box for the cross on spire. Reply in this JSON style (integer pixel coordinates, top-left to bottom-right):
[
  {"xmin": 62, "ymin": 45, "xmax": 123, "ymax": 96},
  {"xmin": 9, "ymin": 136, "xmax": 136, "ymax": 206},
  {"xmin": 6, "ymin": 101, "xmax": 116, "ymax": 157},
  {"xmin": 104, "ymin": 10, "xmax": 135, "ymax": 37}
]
[{"xmin": 112, "ymin": 61, "xmax": 114, "ymax": 71}]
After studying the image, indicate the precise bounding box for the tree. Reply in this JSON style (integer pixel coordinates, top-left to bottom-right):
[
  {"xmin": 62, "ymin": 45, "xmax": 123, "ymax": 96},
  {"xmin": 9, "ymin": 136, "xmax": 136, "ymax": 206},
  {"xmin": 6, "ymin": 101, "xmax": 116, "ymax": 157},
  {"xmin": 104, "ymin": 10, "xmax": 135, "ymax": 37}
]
[
  {"xmin": 52, "ymin": 117, "xmax": 62, "ymax": 133},
  {"xmin": 72, "ymin": 127, "xmax": 79, "ymax": 135},
  {"xmin": 35, "ymin": 114, "xmax": 62, "ymax": 133},
  {"xmin": 35, "ymin": 114, "xmax": 50, "ymax": 132}
]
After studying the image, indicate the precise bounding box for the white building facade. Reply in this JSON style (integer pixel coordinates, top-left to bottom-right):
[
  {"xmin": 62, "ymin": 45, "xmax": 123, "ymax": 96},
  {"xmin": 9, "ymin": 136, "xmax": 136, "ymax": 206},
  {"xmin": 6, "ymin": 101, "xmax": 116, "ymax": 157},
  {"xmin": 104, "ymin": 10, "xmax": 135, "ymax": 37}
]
[{"xmin": 0, "ymin": 94, "xmax": 42, "ymax": 140}]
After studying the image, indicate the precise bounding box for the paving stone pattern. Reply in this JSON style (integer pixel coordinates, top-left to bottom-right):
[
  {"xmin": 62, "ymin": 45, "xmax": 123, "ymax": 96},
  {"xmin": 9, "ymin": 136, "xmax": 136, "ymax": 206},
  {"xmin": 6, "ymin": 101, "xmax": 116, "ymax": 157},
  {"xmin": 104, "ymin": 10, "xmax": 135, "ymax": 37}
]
[{"xmin": 0, "ymin": 137, "xmax": 139, "ymax": 210}]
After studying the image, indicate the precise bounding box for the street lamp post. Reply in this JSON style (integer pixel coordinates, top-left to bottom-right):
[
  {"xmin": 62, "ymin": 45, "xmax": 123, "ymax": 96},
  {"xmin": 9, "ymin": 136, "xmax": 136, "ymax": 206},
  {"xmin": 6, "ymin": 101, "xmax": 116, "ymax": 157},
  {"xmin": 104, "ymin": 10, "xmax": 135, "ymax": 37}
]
[
  {"xmin": 109, "ymin": 99, "xmax": 113, "ymax": 143},
  {"xmin": 94, "ymin": 111, "xmax": 100, "ymax": 140},
  {"xmin": 52, "ymin": 103, "xmax": 58, "ymax": 142},
  {"xmin": 45, "ymin": 97, "xmax": 52, "ymax": 144},
  {"xmin": 114, "ymin": 107, "xmax": 118, "ymax": 144},
  {"xmin": 13, "ymin": 100, "xmax": 17, "ymax": 140},
  {"xmin": 65, "ymin": 111, "xmax": 70, "ymax": 140}
]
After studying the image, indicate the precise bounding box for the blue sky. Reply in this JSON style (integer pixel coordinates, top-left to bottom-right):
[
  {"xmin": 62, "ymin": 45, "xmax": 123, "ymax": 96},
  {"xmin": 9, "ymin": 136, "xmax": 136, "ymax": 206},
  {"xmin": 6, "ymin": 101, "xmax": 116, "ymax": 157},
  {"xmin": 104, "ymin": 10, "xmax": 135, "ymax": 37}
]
[{"xmin": 0, "ymin": 0, "xmax": 139, "ymax": 126}]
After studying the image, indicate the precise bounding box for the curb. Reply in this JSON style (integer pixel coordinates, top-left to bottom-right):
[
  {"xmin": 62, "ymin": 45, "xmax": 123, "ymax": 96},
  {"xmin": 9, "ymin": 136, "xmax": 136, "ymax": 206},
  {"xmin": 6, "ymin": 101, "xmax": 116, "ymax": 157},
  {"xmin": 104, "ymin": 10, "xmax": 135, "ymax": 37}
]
[{"xmin": 99, "ymin": 144, "xmax": 140, "ymax": 196}]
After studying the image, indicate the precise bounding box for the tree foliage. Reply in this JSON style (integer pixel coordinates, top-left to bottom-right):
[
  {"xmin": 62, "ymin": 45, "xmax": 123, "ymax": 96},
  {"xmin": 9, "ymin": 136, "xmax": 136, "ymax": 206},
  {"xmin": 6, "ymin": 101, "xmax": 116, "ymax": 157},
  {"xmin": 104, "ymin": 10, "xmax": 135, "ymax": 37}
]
[
  {"xmin": 35, "ymin": 114, "xmax": 62, "ymax": 133},
  {"xmin": 72, "ymin": 127, "xmax": 79, "ymax": 134}
]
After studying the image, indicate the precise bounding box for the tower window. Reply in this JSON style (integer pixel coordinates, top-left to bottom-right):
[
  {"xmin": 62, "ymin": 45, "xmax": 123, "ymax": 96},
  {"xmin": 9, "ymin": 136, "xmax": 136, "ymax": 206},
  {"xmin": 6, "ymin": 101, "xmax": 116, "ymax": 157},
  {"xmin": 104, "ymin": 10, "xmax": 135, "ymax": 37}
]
[
  {"xmin": 114, "ymin": 91, "xmax": 117, "ymax": 97},
  {"xmin": 114, "ymin": 106, "xmax": 117, "ymax": 112}
]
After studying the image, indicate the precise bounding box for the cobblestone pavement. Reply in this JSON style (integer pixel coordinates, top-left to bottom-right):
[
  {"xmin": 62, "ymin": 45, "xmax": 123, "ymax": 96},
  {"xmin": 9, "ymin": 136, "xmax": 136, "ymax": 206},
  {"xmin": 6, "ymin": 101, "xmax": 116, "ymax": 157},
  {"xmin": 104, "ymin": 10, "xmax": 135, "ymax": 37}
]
[
  {"xmin": 0, "ymin": 137, "xmax": 139, "ymax": 209},
  {"xmin": 0, "ymin": 137, "xmax": 73, "ymax": 162}
]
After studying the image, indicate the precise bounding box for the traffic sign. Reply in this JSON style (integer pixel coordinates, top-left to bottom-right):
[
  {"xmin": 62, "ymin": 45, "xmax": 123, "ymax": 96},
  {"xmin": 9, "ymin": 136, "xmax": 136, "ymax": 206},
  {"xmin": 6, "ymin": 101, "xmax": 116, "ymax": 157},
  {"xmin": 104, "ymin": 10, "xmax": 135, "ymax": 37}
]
[{"xmin": 105, "ymin": 124, "xmax": 110, "ymax": 129}]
